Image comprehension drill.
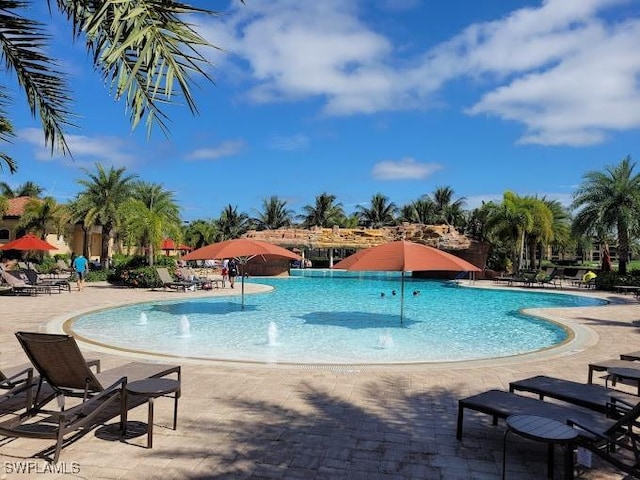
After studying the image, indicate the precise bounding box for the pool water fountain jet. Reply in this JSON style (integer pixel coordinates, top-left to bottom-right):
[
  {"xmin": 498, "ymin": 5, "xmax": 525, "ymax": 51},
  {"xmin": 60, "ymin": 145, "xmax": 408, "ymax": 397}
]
[
  {"xmin": 377, "ymin": 332, "xmax": 394, "ymax": 349},
  {"xmin": 137, "ymin": 312, "xmax": 148, "ymax": 325},
  {"xmin": 267, "ymin": 321, "xmax": 279, "ymax": 346},
  {"xmin": 176, "ymin": 315, "xmax": 191, "ymax": 338}
]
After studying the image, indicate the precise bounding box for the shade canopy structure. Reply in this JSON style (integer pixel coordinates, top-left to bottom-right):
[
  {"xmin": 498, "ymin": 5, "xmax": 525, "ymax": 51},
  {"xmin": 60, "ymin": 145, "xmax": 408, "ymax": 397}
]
[
  {"xmin": 182, "ymin": 238, "xmax": 302, "ymax": 309},
  {"xmin": 160, "ymin": 238, "xmax": 192, "ymax": 256},
  {"xmin": 0, "ymin": 233, "xmax": 58, "ymax": 252},
  {"xmin": 333, "ymin": 240, "xmax": 481, "ymax": 322},
  {"xmin": 161, "ymin": 238, "xmax": 176, "ymax": 251}
]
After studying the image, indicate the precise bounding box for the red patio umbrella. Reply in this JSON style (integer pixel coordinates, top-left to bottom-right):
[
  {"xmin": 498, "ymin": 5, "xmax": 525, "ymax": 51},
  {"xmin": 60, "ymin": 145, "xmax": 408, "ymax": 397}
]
[
  {"xmin": 333, "ymin": 240, "xmax": 481, "ymax": 322},
  {"xmin": 183, "ymin": 238, "xmax": 302, "ymax": 309},
  {"xmin": 0, "ymin": 233, "xmax": 58, "ymax": 251}
]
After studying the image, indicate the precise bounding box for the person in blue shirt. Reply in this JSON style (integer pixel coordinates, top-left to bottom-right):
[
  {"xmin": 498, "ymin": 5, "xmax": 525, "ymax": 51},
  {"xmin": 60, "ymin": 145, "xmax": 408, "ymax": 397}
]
[{"xmin": 72, "ymin": 254, "xmax": 89, "ymax": 291}]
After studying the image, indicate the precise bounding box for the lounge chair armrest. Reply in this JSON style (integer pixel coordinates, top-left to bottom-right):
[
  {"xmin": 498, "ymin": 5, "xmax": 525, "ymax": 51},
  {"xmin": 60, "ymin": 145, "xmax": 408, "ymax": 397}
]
[
  {"xmin": 57, "ymin": 377, "xmax": 126, "ymax": 422},
  {"xmin": 566, "ymin": 419, "xmax": 602, "ymax": 442},
  {"xmin": 0, "ymin": 367, "xmax": 33, "ymax": 389},
  {"xmin": 85, "ymin": 359, "xmax": 101, "ymax": 373}
]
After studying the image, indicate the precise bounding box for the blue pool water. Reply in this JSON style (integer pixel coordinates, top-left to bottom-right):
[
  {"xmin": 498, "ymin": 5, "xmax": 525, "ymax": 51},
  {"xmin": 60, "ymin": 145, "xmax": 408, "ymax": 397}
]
[{"xmin": 70, "ymin": 273, "xmax": 605, "ymax": 364}]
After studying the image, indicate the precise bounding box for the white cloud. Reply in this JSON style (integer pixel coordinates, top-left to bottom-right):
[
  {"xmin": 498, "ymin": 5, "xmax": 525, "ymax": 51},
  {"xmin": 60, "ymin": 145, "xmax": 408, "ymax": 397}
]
[
  {"xmin": 267, "ymin": 134, "xmax": 309, "ymax": 151},
  {"xmin": 185, "ymin": 139, "xmax": 246, "ymax": 161},
  {"xmin": 372, "ymin": 157, "xmax": 442, "ymax": 180},
  {"xmin": 200, "ymin": 0, "xmax": 640, "ymax": 147},
  {"xmin": 17, "ymin": 128, "xmax": 138, "ymax": 168}
]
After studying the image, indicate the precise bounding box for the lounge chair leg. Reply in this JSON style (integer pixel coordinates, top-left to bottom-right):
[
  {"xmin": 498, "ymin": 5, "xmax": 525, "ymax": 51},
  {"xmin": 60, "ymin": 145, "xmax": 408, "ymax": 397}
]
[
  {"xmin": 502, "ymin": 428, "xmax": 510, "ymax": 480},
  {"xmin": 456, "ymin": 403, "xmax": 464, "ymax": 440}
]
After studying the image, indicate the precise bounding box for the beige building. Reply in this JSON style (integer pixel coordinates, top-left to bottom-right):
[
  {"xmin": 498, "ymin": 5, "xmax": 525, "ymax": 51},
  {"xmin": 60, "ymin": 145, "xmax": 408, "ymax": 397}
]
[{"xmin": 0, "ymin": 197, "xmax": 103, "ymax": 261}]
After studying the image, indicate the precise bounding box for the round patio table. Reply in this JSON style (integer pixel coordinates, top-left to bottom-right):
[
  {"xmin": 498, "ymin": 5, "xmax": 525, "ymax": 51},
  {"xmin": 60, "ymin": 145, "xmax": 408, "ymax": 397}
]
[{"xmin": 502, "ymin": 414, "xmax": 577, "ymax": 480}]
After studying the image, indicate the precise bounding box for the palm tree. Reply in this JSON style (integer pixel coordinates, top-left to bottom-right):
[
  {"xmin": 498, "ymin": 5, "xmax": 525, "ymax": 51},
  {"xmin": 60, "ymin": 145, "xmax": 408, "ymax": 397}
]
[
  {"xmin": 572, "ymin": 156, "xmax": 640, "ymax": 275},
  {"xmin": 0, "ymin": 1, "xmax": 238, "ymax": 163},
  {"xmin": 252, "ymin": 196, "xmax": 294, "ymax": 230},
  {"xmin": 429, "ymin": 186, "xmax": 466, "ymax": 227},
  {"xmin": 217, "ymin": 204, "xmax": 249, "ymax": 240},
  {"xmin": 0, "ymin": 109, "xmax": 17, "ymax": 173},
  {"xmin": 184, "ymin": 219, "xmax": 218, "ymax": 249},
  {"xmin": 399, "ymin": 198, "xmax": 437, "ymax": 224},
  {"xmin": 299, "ymin": 192, "xmax": 344, "ymax": 227},
  {"xmin": 122, "ymin": 182, "xmax": 182, "ymax": 266},
  {"xmin": 356, "ymin": 193, "xmax": 397, "ymax": 228},
  {"xmin": 486, "ymin": 191, "xmax": 533, "ymax": 272},
  {"xmin": 75, "ymin": 163, "xmax": 137, "ymax": 268},
  {"xmin": 18, "ymin": 196, "xmax": 66, "ymax": 239},
  {"xmin": 0, "ymin": 181, "xmax": 44, "ymax": 198},
  {"xmin": 520, "ymin": 196, "xmax": 554, "ymax": 270},
  {"xmin": 543, "ymin": 199, "xmax": 573, "ymax": 263}
]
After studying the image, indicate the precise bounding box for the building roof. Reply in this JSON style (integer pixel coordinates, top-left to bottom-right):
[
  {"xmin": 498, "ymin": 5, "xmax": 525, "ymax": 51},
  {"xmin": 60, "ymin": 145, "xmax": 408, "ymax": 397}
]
[{"xmin": 4, "ymin": 196, "xmax": 34, "ymax": 217}]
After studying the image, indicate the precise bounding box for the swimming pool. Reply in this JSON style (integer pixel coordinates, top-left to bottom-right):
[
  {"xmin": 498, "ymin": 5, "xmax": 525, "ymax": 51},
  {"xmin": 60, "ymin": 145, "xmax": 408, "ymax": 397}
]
[{"xmin": 69, "ymin": 274, "xmax": 604, "ymax": 364}]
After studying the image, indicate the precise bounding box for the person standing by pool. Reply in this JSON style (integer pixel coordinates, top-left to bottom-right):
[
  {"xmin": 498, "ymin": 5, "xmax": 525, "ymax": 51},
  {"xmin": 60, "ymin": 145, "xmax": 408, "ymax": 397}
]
[
  {"xmin": 72, "ymin": 254, "xmax": 89, "ymax": 291},
  {"xmin": 228, "ymin": 258, "xmax": 239, "ymax": 289}
]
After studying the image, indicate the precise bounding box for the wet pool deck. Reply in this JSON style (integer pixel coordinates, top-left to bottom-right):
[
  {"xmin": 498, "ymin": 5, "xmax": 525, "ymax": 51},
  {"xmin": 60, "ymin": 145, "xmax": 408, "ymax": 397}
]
[{"xmin": 0, "ymin": 280, "xmax": 639, "ymax": 479}]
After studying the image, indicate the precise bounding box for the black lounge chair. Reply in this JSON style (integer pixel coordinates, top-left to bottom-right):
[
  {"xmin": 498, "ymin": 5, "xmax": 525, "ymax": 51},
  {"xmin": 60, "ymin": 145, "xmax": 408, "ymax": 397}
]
[
  {"xmin": 509, "ymin": 375, "xmax": 638, "ymax": 414},
  {"xmin": 457, "ymin": 389, "xmax": 640, "ymax": 477},
  {"xmin": 0, "ymin": 332, "xmax": 180, "ymax": 463}
]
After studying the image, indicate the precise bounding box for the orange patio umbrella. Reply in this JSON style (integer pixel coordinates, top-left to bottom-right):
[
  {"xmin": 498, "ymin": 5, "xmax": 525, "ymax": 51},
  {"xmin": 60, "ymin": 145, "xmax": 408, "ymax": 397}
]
[
  {"xmin": 183, "ymin": 238, "xmax": 302, "ymax": 309},
  {"xmin": 333, "ymin": 240, "xmax": 481, "ymax": 322},
  {"xmin": 0, "ymin": 233, "xmax": 58, "ymax": 252}
]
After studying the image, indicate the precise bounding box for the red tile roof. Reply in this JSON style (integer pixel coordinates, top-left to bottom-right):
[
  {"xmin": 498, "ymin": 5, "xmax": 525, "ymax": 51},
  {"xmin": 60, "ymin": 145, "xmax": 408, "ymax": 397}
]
[{"xmin": 4, "ymin": 196, "xmax": 35, "ymax": 217}]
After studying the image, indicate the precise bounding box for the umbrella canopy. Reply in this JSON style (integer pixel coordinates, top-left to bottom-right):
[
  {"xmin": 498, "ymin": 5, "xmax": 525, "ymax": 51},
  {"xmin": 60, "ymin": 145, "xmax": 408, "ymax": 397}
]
[
  {"xmin": 0, "ymin": 233, "xmax": 58, "ymax": 251},
  {"xmin": 333, "ymin": 240, "xmax": 481, "ymax": 322},
  {"xmin": 182, "ymin": 238, "xmax": 302, "ymax": 308}
]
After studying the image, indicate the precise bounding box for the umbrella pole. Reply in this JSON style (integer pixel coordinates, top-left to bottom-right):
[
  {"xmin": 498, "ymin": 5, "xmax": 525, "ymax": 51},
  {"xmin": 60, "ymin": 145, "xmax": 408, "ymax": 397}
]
[
  {"xmin": 241, "ymin": 262, "xmax": 245, "ymax": 310},
  {"xmin": 400, "ymin": 272, "xmax": 405, "ymax": 324}
]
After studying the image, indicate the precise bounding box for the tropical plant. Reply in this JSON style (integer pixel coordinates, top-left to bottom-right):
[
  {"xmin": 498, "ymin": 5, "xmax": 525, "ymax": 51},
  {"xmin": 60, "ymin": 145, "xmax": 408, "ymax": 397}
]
[
  {"xmin": 217, "ymin": 204, "xmax": 249, "ymax": 240},
  {"xmin": 299, "ymin": 192, "xmax": 344, "ymax": 228},
  {"xmin": 572, "ymin": 156, "xmax": 640, "ymax": 275},
  {"xmin": 0, "ymin": 181, "xmax": 44, "ymax": 198},
  {"xmin": 75, "ymin": 163, "xmax": 137, "ymax": 268},
  {"xmin": 121, "ymin": 182, "xmax": 182, "ymax": 266},
  {"xmin": 0, "ymin": 107, "xmax": 17, "ymax": 173},
  {"xmin": 0, "ymin": 195, "xmax": 7, "ymax": 217},
  {"xmin": 252, "ymin": 196, "xmax": 294, "ymax": 230},
  {"xmin": 429, "ymin": 186, "xmax": 466, "ymax": 227},
  {"xmin": 520, "ymin": 196, "xmax": 554, "ymax": 270},
  {"xmin": 356, "ymin": 193, "xmax": 397, "ymax": 228},
  {"xmin": 18, "ymin": 196, "xmax": 67, "ymax": 239},
  {"xmin": 183, "ymin": 219, "xmax": 218, "ymax": 249},
  {"xmin": 0, "ymin": 1, "xmax": 239, "ymax": 164},
  {"xmin": 486, "ymin": 191, "xmax": 533, "ymax": 272},
  {"xmin": 399, "ymin": 198, "xmax": 437, "ymax": 224}
]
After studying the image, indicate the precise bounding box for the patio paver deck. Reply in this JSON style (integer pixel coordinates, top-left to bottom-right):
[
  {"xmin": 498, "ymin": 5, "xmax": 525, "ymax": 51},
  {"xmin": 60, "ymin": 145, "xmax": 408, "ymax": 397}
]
[{"xmin": 0, "ymin": 280, "xmax": 638, "ymax": 479}]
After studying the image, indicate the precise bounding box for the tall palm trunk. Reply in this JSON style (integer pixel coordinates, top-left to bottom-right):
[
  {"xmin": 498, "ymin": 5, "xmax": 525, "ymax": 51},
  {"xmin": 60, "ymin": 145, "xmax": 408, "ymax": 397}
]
[
  {"xmin": 101, "ymin": 223, "xmax": 112, "ymax": 270},
  {"xmin": 617, "ymin": 219, "xmax": 630, "ymax": 275}
]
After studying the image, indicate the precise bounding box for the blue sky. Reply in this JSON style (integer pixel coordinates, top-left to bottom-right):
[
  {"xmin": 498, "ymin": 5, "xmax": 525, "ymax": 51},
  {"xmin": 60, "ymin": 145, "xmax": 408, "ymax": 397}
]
[{"xmin": 2, "ymin": 0, "xmax": 640, "ymax": 222}]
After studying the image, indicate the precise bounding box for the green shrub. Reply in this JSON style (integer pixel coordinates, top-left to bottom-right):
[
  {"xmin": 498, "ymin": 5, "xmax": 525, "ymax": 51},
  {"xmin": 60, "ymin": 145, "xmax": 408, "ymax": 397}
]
[
  {"xmin": 86, "ymin": 270, "xmax": 109, "ymax": 282},
  {"xmin": 109, "ymin": 265, "xmax": 163, "ymax": 288}
]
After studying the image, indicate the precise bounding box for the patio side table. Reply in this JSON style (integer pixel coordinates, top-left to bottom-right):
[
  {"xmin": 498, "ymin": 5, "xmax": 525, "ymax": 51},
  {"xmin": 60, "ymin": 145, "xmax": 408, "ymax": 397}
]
[
  {"xmin": 502, "ymin": 414, "xmax": 577, "ymax": 480},
  {"xmin": 125, "ymin": 378, "xmax": 180, "ymax": 448}
]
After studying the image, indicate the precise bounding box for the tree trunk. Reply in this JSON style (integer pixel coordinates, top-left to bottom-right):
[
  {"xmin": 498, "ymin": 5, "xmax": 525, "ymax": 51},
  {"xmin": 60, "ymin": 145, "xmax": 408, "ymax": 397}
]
[
  {"xmin": 528, "ymin": 237, "xmax": 538, "ymax": 270},
  {"xmin": 101, "ymin": 225, "xmax": 111, "ymax": 270},
  {"xmin": 618, "ymin": 219, "xmax": 629, "ymax": 275}
]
